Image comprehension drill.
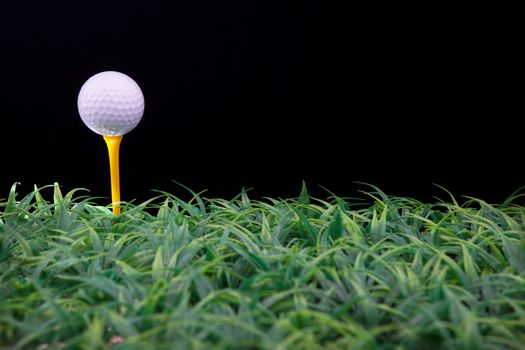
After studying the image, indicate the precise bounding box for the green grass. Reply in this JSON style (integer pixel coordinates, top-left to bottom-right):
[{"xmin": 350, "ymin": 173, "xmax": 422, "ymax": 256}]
[{"xmin": 1, "ymin": 182, "xmax": 525, "ymax": 350}]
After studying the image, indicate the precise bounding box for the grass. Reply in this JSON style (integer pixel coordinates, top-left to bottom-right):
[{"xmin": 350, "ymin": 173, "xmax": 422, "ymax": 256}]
[{"xmin": 1, "ymin": 181, "xmax": 525, "ymax": 350}]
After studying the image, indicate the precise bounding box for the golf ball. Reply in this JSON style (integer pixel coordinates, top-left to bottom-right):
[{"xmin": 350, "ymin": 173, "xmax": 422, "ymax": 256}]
[{"xmin": 77, "ymin": 71, "xmax": 144, "ymax": 136}]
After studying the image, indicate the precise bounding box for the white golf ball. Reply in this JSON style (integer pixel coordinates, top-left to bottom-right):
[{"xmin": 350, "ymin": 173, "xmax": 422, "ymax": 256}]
[{"xmin": 77, "ymin": 71, "xmax": 144, "ymax": 136}]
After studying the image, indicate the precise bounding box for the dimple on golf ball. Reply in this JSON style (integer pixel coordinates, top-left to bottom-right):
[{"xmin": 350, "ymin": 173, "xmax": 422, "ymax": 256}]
[{"xmin": 77, "ymin": 71, "xmax": 144, "ymax": 136}]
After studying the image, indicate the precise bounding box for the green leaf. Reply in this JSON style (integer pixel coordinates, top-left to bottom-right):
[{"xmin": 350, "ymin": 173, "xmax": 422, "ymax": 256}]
[
  {"xmin": 152, "ymin": 246, "xmax": 164, "ymax": 279},
  {"xmin": 291, "ymin": 207, "xmax": 317, "ymax": 245},
  {"xmin": 105, "ymin": 309, "xmax": 139, "ymax": 337},
  {"xmin": 370, "ymin": 206, "xmax": 387, "ymax": 243},
  {"xmin": 327, "ymin": 209, "xmax": 343, "ymax": 240},
  {"xmin": 225, "ymin": 242, "xmax": 269, "ymax": 272},
  {"xmin": 33, "ymin": 184, "xmax": 52, "ymax": 216},
  {"xmin": 115, "ymin": 259, "xmax": 140, "ymax": 276},
  {"xmin": 260, "ymin": 212, "xmax": 272, "ymax": 244},
  {"xmin": 157, "ymin": 198, "xmax": 170, "ymax": 219},
  {"xmin": 461, "ymin": 244, "xmax": 479, "ymax": 288},
  {"xmin": 3, "ymin": 223, "xmax": 33, "ymax": 257},
  {"xmin": 53, "ymin": 182, "xmax": 63, "ymax": 207},
  {"xmin": 85, "ymin": 315, "xmax": 105, "ymax": 348},
  {"xmin": 80, "ymin": 217, "xmax": 103, "ymax": 253},
  {"xmin": 460, "ymin": 311, "xmax": 483, "ymax": 350},
  {"xmin": 5, "ymin": 182, "xmax": 19, "ymax": 216},
  {"xmin": 298, "ymin": 180, "xmax": 309, "ymax": 205},
  {"xmin": 241, "ymin": 188, "xmax": 252, "ymax": 209},
  {"xmin": 171, "ymin": 180, "xmax": 208, "ymax": 218},
  {"xmin": 502, "ymin": 236, "xmax": 525, "ymax": 274}
]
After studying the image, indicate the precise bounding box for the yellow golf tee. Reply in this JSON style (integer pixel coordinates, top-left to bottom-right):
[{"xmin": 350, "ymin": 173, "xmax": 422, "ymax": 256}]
[{"xmin": 103, "ymin": 135, "xmax": 123, "ymax": 215}]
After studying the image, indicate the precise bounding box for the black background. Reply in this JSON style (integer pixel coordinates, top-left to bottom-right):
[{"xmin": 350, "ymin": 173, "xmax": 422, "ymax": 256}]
[{"xmin": 0, "ymin": 1, "xmax": 524, "ymax": 205}]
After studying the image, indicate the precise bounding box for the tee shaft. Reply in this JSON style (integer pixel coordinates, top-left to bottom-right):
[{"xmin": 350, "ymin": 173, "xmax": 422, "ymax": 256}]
[{"xmin": 103, "ymin": 135, "xmax": 123, "ymax": 215}]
